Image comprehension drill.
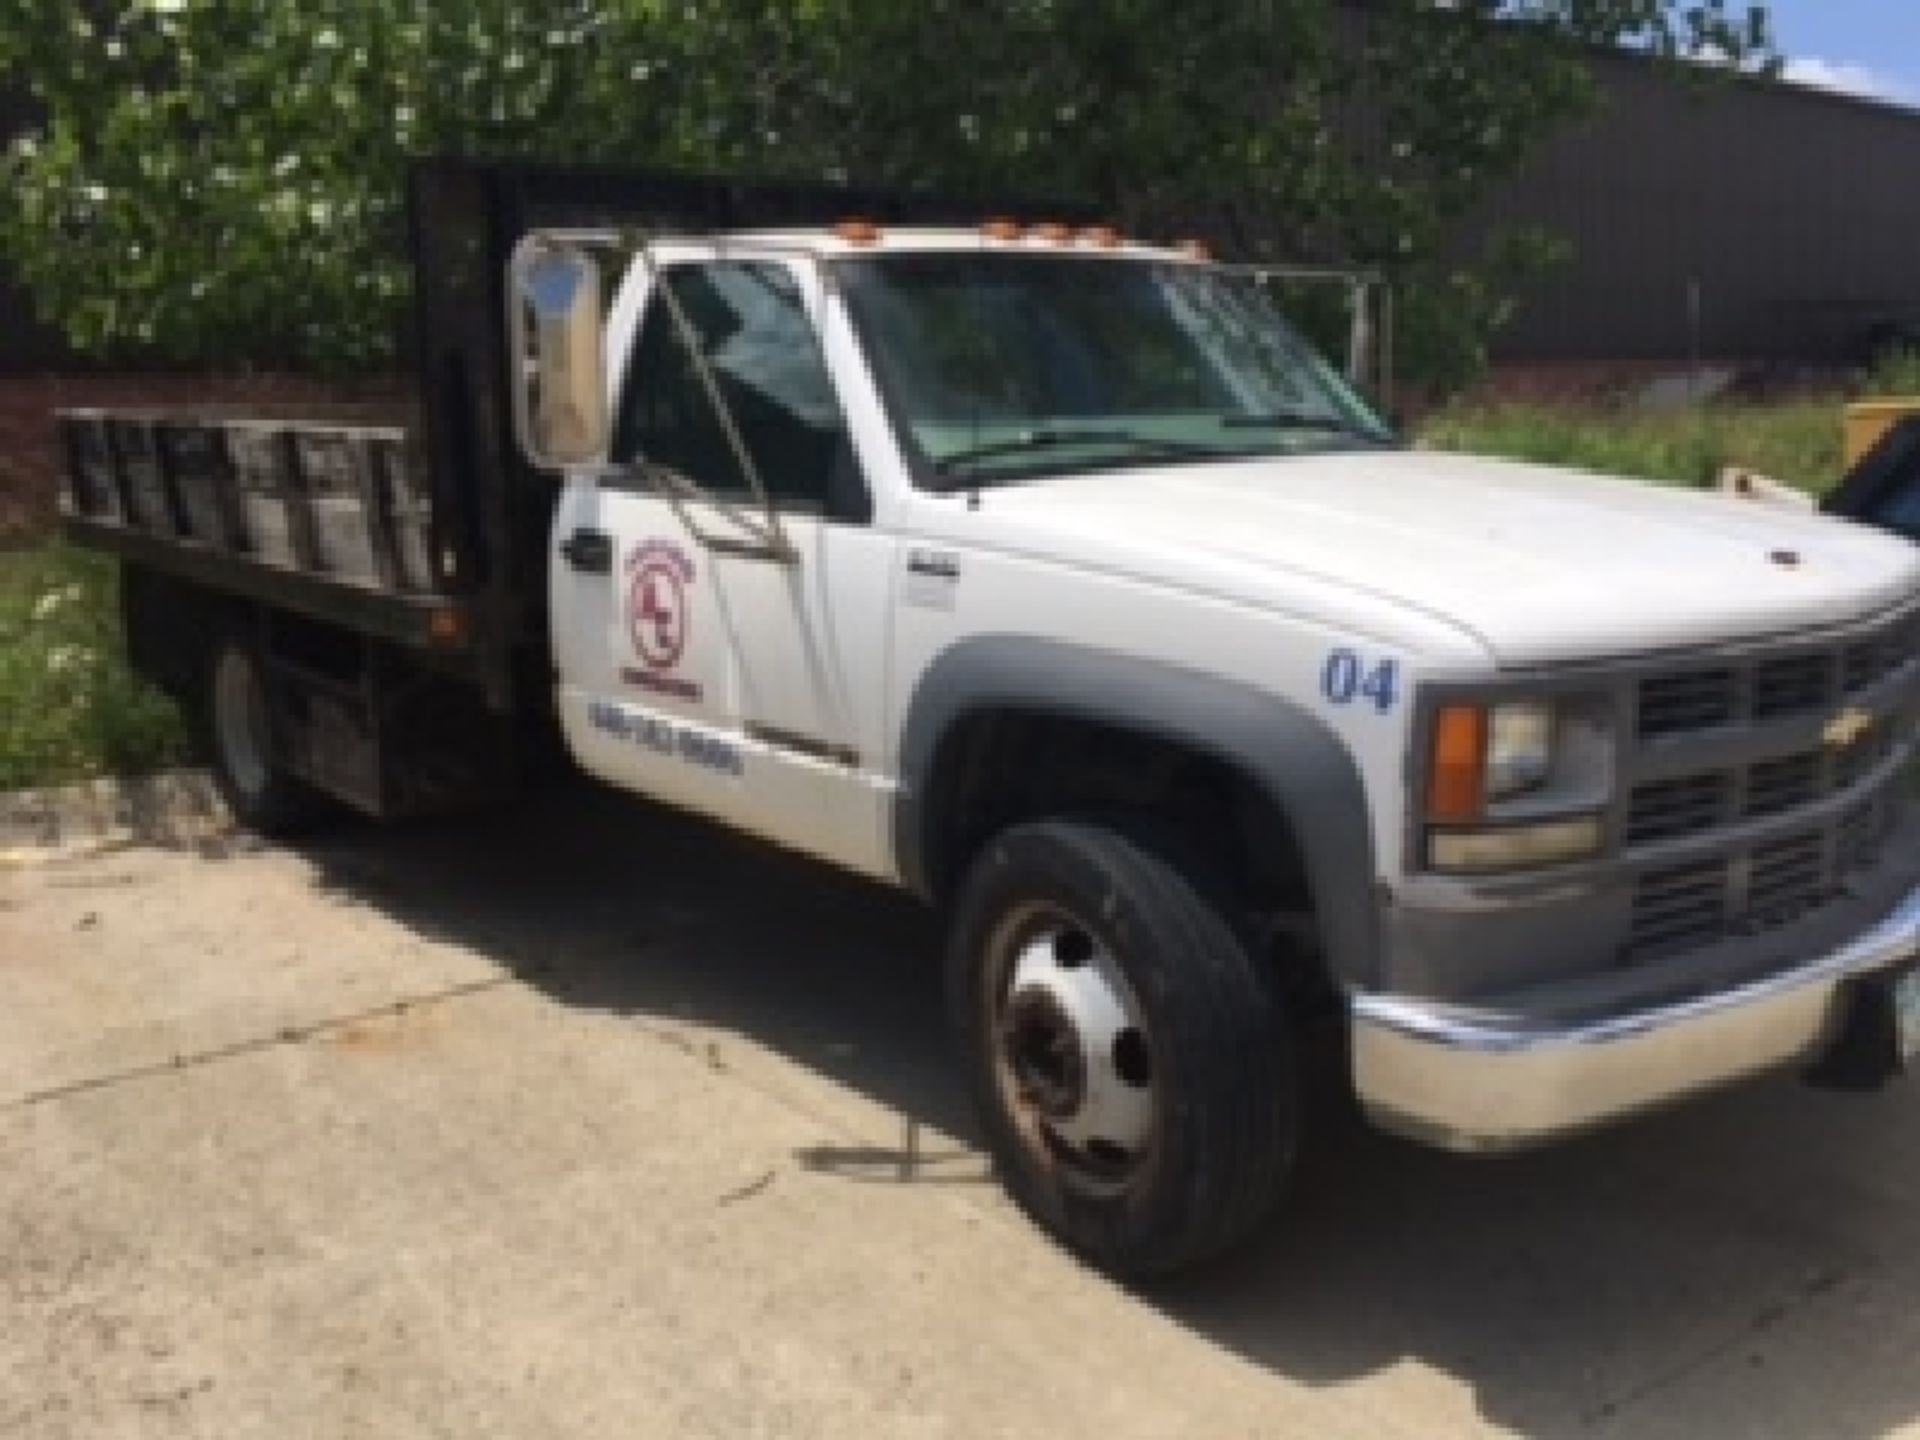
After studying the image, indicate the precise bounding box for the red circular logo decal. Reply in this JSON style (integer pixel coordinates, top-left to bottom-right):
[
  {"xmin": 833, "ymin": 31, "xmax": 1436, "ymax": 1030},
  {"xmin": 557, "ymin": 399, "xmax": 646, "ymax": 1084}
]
[{"xmin": 628, "ymin": 558, "xmax": 689, "ymax": 670}]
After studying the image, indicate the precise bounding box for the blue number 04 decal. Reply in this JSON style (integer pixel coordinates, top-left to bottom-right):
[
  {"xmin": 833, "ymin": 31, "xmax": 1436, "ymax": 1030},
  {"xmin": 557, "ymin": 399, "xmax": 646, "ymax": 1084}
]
[{"xmin": 1321, "ymin": 648, "xmax": 1399, "ymax": 715}]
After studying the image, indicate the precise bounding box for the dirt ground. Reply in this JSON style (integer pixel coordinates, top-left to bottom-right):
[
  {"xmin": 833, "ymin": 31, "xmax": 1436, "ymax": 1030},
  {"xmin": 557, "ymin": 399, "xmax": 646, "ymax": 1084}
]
[{"xmin": 4, "ymin": 778, "xmax": 1920, "ymax": 1439}]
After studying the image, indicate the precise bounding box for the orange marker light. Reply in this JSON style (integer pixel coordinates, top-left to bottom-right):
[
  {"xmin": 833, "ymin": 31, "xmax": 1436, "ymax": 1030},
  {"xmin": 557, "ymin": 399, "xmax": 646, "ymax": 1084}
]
[
  {"xmin": 982, "ymin": 218, "xmax": 1025, "ymax": 241},
  {"xmin": 1427, "ymin": 705, "xmax": 1487, "ymax": 823},
  {"xmin": 1033, "ymin": 221, "xmax": 1073, "ymax": 244},
  {"xmin": 834, "ymin": 219, "xmax": 883, "ymax": 246}
]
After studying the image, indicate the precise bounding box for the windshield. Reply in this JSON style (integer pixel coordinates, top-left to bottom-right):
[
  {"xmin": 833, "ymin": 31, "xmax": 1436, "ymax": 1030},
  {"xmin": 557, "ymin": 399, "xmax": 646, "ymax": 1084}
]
[{"xmin": 836, "ymin": 252, "xmax": 1395, "ymax": 487}]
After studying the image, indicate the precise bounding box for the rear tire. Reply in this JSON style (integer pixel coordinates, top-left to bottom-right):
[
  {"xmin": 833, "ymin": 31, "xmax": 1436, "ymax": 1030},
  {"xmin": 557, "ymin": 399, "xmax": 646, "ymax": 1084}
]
[
  {"xmin": 197, "ymin": 634, "xmax": 319, "ymax": 837},
  {"xmin": 947, "ymin": 819, "xmax": 1300, "ymax": 1279}
]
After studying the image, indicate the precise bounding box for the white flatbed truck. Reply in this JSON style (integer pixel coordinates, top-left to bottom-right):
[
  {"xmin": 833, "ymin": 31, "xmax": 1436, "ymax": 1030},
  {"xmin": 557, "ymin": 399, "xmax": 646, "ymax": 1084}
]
[{"xmin": 62, "ymin": 159, "xmax": 1920, "ymax": 1277}]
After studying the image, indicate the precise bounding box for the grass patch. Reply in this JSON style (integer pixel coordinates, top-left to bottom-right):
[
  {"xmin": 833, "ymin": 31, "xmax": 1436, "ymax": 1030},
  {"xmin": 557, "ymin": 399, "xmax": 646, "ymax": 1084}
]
[
  {"xmin": 0, "ymin": 544, "xmax": 187, "ymax": 791},
  {"xmin": 1864, "ymin": 349, "xmax": 1920, "ymax": 400},
  {"xmin": 1424, "ymin": 352, "xmax": 1920, "ymax": 494},
  {"xmin": 1419, "ymin": 396, "xmax": 1847, "ymax": 495}
]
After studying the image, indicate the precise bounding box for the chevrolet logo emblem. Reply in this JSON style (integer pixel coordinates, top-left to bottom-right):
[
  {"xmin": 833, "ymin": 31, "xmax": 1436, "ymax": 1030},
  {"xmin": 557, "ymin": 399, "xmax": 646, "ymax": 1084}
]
[{"xmin": 1823, "ymin": 708, "xmax": 1874, "ymax": 751}]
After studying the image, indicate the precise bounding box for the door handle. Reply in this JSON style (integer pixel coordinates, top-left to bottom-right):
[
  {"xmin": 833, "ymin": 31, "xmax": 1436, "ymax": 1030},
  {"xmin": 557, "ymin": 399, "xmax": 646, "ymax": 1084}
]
[{"xmin": 559, "ymin": 528, "xmax": 613, "ymax": 574}]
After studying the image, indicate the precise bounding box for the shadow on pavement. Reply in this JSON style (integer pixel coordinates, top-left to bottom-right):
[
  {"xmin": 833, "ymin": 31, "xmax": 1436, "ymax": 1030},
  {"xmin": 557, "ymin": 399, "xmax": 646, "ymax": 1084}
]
[{"xmin": 298, "ymin": 776, "xmax": 1920, "ymax": 1439}]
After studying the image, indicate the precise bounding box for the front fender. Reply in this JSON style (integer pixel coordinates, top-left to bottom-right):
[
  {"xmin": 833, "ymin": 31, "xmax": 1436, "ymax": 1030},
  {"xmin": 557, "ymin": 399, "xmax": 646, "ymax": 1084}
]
[{"xmin": 893, "ymin": 637, "xmax": 1382, "ymax": 989}]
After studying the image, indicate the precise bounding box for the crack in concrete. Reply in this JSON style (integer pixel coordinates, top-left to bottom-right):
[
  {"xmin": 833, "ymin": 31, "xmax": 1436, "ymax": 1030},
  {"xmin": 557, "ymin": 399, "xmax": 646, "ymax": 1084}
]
[
  {"xmin": 1581, "ymin": 1266, "xmax": 1849, "ymax": 1427},
  {"xmin": 0, "ymin": 976, "xmax": 516, "ymax": 1115}
]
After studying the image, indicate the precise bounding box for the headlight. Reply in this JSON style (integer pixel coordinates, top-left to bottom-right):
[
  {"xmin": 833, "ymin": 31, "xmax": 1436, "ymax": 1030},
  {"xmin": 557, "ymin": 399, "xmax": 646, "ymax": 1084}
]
[
  {"xmin": 1486, "ymin": 702, "xmax": 1553, "ymax": 801},
  {"xmin": 1423, "ymin": 693, "xmax": 1614, "ymax": 873}
]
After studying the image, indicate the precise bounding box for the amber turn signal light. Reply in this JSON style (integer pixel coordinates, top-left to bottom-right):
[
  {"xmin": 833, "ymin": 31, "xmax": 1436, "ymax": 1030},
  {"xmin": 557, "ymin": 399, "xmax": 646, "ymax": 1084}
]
[{"xmin": 1427, "ymin": 705, "xmax": 1487, "ymax": 823}]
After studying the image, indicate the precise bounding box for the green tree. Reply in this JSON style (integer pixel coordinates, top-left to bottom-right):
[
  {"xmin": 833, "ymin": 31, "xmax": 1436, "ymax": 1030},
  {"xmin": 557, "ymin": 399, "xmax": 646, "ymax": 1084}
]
[{"xmin": 0, "ymin": 0, "xmax": 1775, "ymax": 386}]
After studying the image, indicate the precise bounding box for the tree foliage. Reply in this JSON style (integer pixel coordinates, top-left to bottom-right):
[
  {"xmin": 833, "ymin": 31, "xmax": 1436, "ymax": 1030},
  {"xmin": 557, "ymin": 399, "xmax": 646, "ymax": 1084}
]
[{"xmin": 0, "ymin": 0, "xmax": 1775, "ymax": 386}]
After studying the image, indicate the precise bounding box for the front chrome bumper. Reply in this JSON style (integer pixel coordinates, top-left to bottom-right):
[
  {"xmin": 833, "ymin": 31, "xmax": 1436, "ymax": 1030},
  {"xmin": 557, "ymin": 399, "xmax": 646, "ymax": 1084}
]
[{"xmin": 1351, "ymin": 882, "xmax": 1920, "ymax": 1152}]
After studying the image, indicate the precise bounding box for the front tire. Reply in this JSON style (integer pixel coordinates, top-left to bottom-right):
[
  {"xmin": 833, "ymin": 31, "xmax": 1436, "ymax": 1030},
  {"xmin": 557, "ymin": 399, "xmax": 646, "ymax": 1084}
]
[
  {"xmin": 947, "ymin": 820, "xmax": 1300, "ymax": 1279},
  {"xmin": 197, "ymin": 634, "xmax": 318, "ymax": 837}
]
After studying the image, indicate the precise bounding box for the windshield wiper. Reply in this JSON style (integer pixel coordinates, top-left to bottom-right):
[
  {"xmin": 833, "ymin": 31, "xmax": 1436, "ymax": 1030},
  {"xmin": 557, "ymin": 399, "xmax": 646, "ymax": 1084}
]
[
  {"xmin": 933, "ymin": 427, "xmax": 1228, "ymax": 480},
  {"xmin": 1218, "ymin": 410, "xmax": 1380, "ymax": 439}
]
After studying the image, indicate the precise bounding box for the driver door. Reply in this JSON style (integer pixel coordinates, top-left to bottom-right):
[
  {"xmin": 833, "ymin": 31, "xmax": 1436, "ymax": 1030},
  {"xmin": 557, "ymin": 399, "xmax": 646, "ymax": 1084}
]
[{"xmin": 550, "ymin": 252, "xmax": 895, "ymax": 876}]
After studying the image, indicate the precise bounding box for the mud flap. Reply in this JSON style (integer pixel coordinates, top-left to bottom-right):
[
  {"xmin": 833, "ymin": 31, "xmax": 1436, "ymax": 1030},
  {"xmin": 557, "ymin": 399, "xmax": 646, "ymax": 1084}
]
[{"xmin": 1805, "ymin": 965, "xmax": 1920, "ymax": 1093}]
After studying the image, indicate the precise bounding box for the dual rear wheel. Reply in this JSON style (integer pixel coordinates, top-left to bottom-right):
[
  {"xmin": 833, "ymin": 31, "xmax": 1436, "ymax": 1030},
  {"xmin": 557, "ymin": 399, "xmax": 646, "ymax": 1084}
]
[{"xmin": 196, "ymin": 634, "xmax": 319, "ymax": 836}]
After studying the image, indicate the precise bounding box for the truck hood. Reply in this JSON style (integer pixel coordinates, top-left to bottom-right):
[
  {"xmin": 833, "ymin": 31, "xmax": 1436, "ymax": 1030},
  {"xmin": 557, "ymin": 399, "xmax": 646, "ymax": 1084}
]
[{"xmin": 958, "ymin": 449, "xmax": 1920, "ymax": 666}]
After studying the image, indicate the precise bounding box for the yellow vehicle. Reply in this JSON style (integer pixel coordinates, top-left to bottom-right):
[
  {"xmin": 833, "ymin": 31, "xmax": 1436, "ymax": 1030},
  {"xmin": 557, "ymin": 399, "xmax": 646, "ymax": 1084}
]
[
  {"xmin": 1830, "ymin": 402, "xmax": 1920, "ymax": 538},
  {"xmin": 1847, "ymin": 400, "xmax": 1920, "ymax": 471}
]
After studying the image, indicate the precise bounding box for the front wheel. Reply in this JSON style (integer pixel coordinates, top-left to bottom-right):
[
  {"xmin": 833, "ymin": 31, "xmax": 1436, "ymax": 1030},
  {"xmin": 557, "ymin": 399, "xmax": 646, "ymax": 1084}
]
[{"xmin": 947, "ymin": 820, "xmax": 1300, "ymax": 1279}]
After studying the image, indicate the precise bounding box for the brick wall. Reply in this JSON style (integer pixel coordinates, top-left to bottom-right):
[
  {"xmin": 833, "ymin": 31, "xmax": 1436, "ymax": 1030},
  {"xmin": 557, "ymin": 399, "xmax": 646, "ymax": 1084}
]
[{"xmin": 0, "ymin": 373, "xmax": 404, "ymax": 544}]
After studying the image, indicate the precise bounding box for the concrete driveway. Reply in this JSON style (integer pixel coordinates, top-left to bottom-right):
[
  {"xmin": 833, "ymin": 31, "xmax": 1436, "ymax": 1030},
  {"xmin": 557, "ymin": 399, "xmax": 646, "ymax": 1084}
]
[{"xmin": 3, "ymin": 780, "xmax": 1919, "ymax": 1439}]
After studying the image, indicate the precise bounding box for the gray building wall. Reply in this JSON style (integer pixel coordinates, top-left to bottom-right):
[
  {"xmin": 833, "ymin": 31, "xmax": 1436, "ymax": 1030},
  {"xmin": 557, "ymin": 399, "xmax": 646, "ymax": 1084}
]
[{"xmin": 1461, "ymin": 52, "xmax": 1920, "ymax": 365}]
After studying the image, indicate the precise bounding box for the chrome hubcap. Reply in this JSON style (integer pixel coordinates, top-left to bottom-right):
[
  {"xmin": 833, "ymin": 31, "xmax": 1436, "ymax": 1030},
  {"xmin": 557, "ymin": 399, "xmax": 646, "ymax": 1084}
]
[{"xmin": 995, "ymin": 917, "xmax": 1155, "ymax": 1180}]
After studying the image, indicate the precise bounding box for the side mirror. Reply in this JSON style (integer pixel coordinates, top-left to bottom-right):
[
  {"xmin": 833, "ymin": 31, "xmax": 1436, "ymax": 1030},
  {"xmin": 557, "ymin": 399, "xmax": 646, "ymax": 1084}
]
[{"xmin": 508, "ymin": 238, "xmax": 610, "ymax": 469}]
